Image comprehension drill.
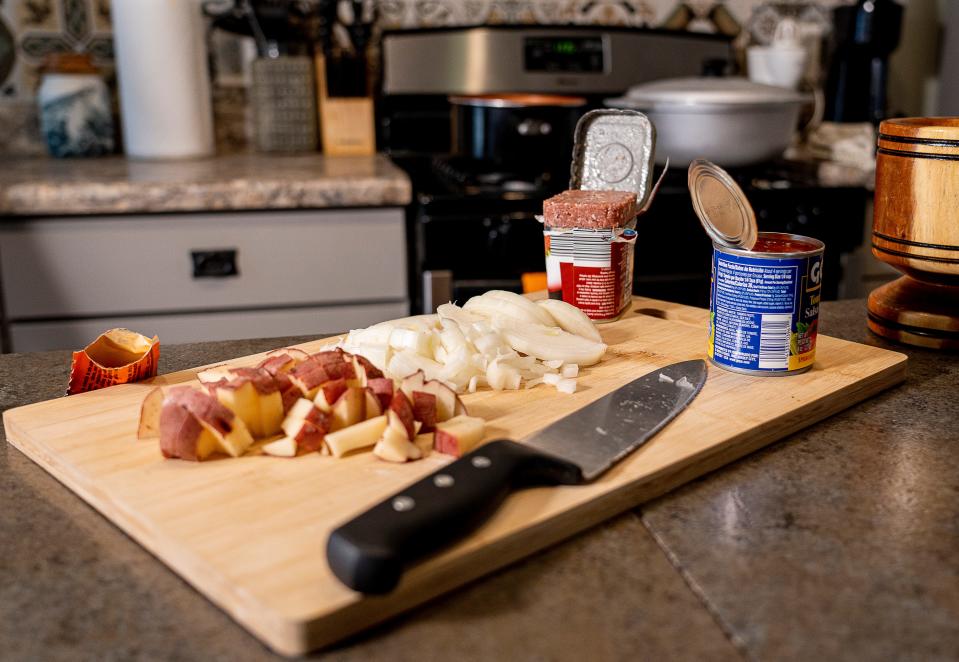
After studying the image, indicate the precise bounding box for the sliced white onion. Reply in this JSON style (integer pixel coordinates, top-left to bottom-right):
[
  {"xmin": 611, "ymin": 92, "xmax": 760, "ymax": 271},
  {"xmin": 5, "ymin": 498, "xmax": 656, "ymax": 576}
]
[
  {"xmin": 536, "ymin": 299, "xmax": 603, "ymax": 343},
  {"xmin": 493, "ymin": 319, "xmax": 607, "ymax": 366},
  {"xmin": 480, "ymin": 290, "xmax": 556, "ymax": 326},
  {"xmin": 464, "ymin": 294, "xmax": 546, "ymax": 327},
  {"xmin": 437, "ymin": 302, "xmax": 484, "ymax": 327}
]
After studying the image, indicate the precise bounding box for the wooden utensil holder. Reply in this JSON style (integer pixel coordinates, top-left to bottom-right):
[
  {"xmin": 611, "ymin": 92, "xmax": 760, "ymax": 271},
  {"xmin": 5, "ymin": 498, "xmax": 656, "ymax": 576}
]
[
  {"xmin": 868, "ymin": 117, "xmax": 959, "ymax": 350},
  {"xmin": 314, "ymin": 54, "xmax": 375, "ymax": 156}
]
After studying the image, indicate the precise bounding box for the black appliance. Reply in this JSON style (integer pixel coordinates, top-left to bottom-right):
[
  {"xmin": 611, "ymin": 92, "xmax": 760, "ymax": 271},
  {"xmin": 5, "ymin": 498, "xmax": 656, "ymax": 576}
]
[
  {"xmin": 379, "ymin": 26, "xmax": 868, "ymax": 313},
  {"xmin": 824, "ymin": 0, "xmax": 904, "ymax": 124}
]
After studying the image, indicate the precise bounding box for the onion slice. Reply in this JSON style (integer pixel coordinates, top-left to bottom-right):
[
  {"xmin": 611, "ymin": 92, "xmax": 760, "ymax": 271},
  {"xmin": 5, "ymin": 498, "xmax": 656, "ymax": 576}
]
[{"xmin": 536, "ymin": 299, "xmax": 603, "ymax": 343}]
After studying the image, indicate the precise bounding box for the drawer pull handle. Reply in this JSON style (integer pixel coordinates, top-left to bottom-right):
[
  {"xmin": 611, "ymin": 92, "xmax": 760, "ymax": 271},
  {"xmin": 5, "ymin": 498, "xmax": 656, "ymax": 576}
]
[{"xmin": 191, "ymin": 249, "xmax": 238, "ymax": 278}]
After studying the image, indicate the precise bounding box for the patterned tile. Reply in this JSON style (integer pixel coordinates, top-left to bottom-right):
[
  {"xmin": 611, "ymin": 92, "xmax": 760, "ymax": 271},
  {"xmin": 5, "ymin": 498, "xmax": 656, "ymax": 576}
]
[{"xmin": 0, "ymin": 0, "xmax": 849, "ymax": 155}]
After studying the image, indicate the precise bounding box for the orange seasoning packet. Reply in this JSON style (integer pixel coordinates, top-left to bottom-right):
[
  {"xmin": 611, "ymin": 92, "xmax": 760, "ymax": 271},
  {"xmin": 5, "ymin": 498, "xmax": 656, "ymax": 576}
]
[{"xmin": 67, "ymin": 328, "xmax": 160, "ymax": 395}]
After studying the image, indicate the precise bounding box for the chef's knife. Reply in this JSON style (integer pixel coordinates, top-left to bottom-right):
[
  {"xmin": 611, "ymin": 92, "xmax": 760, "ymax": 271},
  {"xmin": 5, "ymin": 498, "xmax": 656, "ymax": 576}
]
[{"xmin": 327, "ymin": 359, "xmax": 707, "ymax": 594}]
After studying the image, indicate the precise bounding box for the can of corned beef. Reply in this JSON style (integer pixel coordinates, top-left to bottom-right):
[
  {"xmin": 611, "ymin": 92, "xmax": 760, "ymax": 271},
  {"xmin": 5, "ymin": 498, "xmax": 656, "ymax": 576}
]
[
  {"xmin": 541, "ymin": 109, "xmax": 658, "ymax": 322},
  {"xmin": 689, "ymin": 160, "xmax": 825, "ymax": 376}
]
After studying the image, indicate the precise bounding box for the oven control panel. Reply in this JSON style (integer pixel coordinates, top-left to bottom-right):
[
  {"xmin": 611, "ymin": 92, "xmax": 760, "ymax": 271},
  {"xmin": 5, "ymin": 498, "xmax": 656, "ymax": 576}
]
[{"xmin": 523, "ymin": 36, "xmax": 605, "ymax": 73}]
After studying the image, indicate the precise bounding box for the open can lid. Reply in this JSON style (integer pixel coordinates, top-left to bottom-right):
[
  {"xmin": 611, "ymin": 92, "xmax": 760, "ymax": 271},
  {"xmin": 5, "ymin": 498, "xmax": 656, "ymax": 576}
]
[
  {"xmin": 687, "ymin": 159, "xmax": 757, "ymax": 250},
  {"xmin": 570, "ymin": 109, "xmax": 656, "ymax": 208}
]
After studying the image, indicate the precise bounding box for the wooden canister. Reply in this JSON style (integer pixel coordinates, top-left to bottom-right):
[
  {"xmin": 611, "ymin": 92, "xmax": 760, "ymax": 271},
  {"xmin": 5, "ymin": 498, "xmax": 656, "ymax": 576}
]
[
  {"xmin": 873, "ymin": 118, "xmax": 959, "ymax": 284},
  {"xmin": 869, "ymin": 117, "xmax": 959, "ymax": 350}
]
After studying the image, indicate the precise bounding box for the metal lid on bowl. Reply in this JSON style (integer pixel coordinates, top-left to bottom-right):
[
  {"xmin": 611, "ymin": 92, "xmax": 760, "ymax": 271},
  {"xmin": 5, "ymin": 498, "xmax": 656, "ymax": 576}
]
[
  {"xmin": 570, "ymin": 109, "xmax": 656, "ymax": 207},
  {"xmin": 687, "ymin": 159, "xmax": 757, "ymax": 250}
]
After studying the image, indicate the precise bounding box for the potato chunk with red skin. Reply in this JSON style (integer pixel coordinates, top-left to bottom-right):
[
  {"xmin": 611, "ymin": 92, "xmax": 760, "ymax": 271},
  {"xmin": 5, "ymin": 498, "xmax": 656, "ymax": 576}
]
[
  {"xmin": 388, "ymin": 391, "xmax": 416, "ymax": 440},
  {"xmin": 411, "ymin": 391, "xmax": 437, "ymax": 432},
  {"xmin": 158, "ymin": 386, "xmax": 252, "ymax": 461}
]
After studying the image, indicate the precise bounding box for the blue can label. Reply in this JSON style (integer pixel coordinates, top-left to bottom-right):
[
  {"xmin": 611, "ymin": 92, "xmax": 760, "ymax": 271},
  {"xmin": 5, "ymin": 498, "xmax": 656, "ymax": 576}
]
[{"xmin": 708, "ymin": 247, "xmax": 822, "ymax": 373}]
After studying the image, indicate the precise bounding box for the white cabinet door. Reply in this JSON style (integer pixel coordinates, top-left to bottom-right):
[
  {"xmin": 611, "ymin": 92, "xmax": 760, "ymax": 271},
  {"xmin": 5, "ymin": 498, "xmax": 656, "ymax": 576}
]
[
  {"xmin": 9, "ymin": 301, "xmax": 410, "ymax": 352},
  {"xmin": 0, "ymin": 209, "xmax": 407, "ymax": 319}
]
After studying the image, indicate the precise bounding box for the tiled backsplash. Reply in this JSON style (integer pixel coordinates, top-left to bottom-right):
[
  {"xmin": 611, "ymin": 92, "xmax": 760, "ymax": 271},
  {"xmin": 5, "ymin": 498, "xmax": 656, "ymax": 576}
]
[{"xmin": 0, "ymin": 0, "xmax": 850, "ymax": 155}]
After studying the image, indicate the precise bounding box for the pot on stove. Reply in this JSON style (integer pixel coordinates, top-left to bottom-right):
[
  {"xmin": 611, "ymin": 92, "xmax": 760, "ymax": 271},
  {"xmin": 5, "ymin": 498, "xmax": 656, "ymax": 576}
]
[{"xmin": 449, "ymin": 94, "xmax": 587, "ymax": 172}]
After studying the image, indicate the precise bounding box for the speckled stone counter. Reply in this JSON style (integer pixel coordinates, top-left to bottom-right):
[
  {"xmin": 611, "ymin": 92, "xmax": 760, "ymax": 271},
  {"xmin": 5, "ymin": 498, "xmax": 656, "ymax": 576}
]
[
  {"xmin": 0, "ymin": 153, "xmax": 412, "ymax": 216},
  {"xmin": 2, "ymin": 300, "xmax": 957, "ymax": 661}
]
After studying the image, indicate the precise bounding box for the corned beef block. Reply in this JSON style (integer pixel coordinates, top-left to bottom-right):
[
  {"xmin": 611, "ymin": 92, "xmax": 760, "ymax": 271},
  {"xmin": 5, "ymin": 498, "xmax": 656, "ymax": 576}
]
[{"xmin": 543, "ymin": 189, "xmax": 637, "ymax": 229}]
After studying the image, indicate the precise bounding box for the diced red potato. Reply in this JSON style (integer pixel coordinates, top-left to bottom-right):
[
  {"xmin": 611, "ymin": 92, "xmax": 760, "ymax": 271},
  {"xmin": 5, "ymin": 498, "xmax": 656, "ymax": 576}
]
[
  {"xmin": 413, "ymin": 432, "xmax": 434, "ymax": 457},
  {"xmin": 388, "ymin": 391, "xmax": 416, "ymax": 440},
  {"xmin": 364, "ymin": 389, "xmax": 383, "ymax": 419},
  {"xmin": 262, "ymin": 437, "xmax": 298, "ymax": 457},
  {"xmin": 373, "ymin": 424, "xmax": 422, "ymax": 463},
  {"xmin": 351, "ymin": 354, "xmax": 384, "ymax": 387},
  {"xmin": 411, "ymin": 391, "xmax": 437, "ymax": 432},
  {"xmin": 400, "ymin": 371, "xmax": 465, "ymax": 422},
  {"xmin": 313, "ymin": 378, "xmax": 348, "ymax": 412},
  {"xmin": 288, "ymin": 359, "xmax": 332, "ymax": 399},
  {"xmin": 137, "ymin": 387, "xmax": 164, "ymax": 440},
  {"xmin": 325, "ymin": 415, "xmax": 388, "ymax": 458},
  {"xmin": 367, "ymin": 377, "xmax": 395, "ymax": 410},
  {"xmin": 281, "ymin": 398, "xmax": 331, "ymax": 453},
  {"xmin": 330, "ymin": 387, "xmax": 365, "ymax": 431},
  {"xmin": 158, "ymin": 386, "xmax": 254, "ymax": 461},
  {"xmin": 143, "ymin": 346, "xmax": 485, "ymax": 465},
  {"xmin": 195, "ymin": 364, "xmax": 234, "ymax": 384},
  {"xmin": 434, "ymin": 415, "xmax": 486, "ymax": 458}
]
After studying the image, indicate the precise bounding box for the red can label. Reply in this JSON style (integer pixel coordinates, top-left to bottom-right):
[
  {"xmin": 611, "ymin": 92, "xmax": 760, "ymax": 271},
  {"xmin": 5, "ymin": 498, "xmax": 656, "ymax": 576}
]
[{"xmin": 544, "ymin": 227, "xmax": 637, "ymax": 321}]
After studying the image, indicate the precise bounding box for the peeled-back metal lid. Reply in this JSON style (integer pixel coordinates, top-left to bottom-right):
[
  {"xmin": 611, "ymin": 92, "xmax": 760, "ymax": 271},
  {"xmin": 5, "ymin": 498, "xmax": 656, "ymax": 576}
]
[
  {"xmin": 687, "ymin": 159, "xmax": 757, "ymax": 250},
  {"xmin": 570, "ymin": 109, "xmax": 656, "ymax": 208}
]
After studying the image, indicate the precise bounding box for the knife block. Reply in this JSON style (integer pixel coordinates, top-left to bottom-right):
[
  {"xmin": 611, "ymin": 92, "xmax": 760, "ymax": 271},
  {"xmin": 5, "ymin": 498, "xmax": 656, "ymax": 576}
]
[
  {"xmin": 314, "ymin": 54, "xmax": 375, "ymax": 157},
  {"xmin": 868, "ymin": 117, "xmax": 959, "ymax": 350}
]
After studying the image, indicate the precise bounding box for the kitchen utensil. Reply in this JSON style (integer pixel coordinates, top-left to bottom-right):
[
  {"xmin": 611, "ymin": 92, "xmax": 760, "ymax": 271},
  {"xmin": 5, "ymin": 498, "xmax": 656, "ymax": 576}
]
[
  {"xmin": 605, "ymin": 77, "xmax": 805, "ymax": 167},
  {"xmin": 251, "ymin": 56, "xmax": 317, "ymax": 152},
  {"xmin": 327, "ymin": 359, "xmax": 706, "ymax": 594},
  {"xmin": 450, "ymin": 94, "xmax": 587, "ymax": 172},
  {"xmin": 3, "ymin": 298, "xmax": 907, "ymax": 655},
  {"xmin": 868, "ymin": 117, "xmax": 959, "ymax": 350}
]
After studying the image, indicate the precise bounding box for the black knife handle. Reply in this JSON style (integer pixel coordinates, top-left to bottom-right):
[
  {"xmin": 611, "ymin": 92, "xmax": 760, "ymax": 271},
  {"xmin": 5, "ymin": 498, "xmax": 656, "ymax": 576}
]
[{"xmin": 326, "ymin": 439, "xmax": 583, "ymax": 594}]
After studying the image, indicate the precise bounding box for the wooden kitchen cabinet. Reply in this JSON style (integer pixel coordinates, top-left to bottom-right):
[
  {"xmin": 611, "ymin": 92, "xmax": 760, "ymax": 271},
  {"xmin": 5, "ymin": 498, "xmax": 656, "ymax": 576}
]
[{"xmin": 0, "ymin": 209, "xmax": 408, "ymax": 352}]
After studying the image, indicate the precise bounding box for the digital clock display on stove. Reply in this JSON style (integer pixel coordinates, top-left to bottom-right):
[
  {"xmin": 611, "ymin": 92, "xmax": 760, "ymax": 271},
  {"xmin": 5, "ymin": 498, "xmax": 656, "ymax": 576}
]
[{"xmin": 523, "ymin": 36, "xmax": 605, "ymax": 73}]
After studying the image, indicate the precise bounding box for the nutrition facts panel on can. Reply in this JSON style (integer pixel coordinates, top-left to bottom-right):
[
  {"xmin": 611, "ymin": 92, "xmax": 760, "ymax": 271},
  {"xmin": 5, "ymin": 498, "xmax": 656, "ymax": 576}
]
[{"xmin": 709, "ymin": 250, "xmax": 815, "ymax": 373}]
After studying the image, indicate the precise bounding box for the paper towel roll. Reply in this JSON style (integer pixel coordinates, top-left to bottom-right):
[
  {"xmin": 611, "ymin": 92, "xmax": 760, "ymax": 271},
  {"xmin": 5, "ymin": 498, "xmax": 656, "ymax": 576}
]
[{"xmin": 113, "ymin": 0, "xmax": 214, "ymax": 159}]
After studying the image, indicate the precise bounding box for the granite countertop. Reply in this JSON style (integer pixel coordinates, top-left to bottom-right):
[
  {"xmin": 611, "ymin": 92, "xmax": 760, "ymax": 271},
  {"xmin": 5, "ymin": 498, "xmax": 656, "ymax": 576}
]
[
  {"xmin": 2, "ymin": 299, "xmax": 957, "ymax": 660},
  {"xmin": 0, "ymin": 153, "xmax": 412, "ymax": 216}
]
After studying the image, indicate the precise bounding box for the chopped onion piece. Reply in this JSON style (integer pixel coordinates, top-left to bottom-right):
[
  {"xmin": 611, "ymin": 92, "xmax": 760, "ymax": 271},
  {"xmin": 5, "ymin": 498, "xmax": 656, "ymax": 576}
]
[
  {"xmin": 556, "ymin": 378, "xmax": 577, "ymax": 394},
  {"xmin": 543, "ymin": 373, "xmax": 562, "ymax": 386},
  {"xmin": 468, "ymin": 375, "xmax": 479, "ymax": 393},
  {"xmin": 676, "ymin": 375, "xmax": 695, "ymax": 390},
  {"xmin": 525, "ymin": 377, "xmax": 543, "ymax": 389},
  {"xmin": 658, "ymin": 373, "xmax": 675, "ymax": 384},
  {"xmin": 561, "ymin": 364, "xmax": 579, "ymax": 378},
  {"xmin": 544, "ymin": 359, "xmax": 564, "ymax": 369}
]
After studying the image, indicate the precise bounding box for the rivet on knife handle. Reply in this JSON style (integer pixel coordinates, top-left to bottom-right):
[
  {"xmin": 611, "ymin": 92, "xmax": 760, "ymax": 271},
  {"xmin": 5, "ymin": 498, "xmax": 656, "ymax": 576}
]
[{"xmin": 325, "ymin": 439, "xmax": 582, "ymax": 594}]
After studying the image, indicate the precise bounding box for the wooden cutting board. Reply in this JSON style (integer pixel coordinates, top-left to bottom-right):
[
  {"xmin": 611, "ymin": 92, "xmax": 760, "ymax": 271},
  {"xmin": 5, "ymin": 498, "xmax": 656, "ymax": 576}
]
[{"xmin": 3, "ymin": 297, "xmax": 906, "ymax": 656}]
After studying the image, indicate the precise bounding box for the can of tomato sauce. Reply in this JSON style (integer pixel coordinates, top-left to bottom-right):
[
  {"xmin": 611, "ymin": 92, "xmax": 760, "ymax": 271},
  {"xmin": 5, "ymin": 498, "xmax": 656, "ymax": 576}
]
[{"xmin": 689, "ymin": 160, "xmax": 825, "ymax": 376}]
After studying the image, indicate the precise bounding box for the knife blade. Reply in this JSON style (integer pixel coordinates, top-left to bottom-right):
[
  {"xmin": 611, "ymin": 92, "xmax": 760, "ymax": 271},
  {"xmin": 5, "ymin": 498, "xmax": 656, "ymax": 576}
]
[{"xmin": 326, "ymin": 359, "xmax": 707, "ymax": 594}]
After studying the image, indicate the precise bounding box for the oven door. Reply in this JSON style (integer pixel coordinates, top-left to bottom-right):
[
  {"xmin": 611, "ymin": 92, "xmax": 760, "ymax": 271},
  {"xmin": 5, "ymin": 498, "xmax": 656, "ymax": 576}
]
[{"xmin": 413, "ymin": 208, "xmax": 546, "ymax": 313}]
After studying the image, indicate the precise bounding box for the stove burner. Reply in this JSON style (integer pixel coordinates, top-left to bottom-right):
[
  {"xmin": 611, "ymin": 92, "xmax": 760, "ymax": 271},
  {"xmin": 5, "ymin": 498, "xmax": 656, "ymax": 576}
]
[{"xmin": 431, "ymin": 156, "xmax": 554, "ymax": 198}]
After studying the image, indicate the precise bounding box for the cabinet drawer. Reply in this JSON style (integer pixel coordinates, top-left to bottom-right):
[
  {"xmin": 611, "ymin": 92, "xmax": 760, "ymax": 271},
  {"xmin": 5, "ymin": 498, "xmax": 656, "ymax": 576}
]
[
  {"xmin": 0, "ymin": 209, "xmax": 407, "ymax": 319},
  {"xmin": 8, "ymin": 301, "xmax": 409, "ymax": 352}
]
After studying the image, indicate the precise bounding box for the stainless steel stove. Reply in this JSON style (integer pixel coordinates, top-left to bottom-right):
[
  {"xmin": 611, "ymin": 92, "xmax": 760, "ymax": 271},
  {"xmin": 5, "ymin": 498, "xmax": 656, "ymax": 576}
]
[{"xmin": 379, "ymin": 26, "xmax": 867, "ymax": 313}]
